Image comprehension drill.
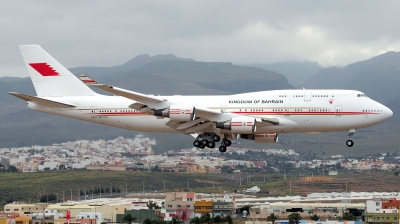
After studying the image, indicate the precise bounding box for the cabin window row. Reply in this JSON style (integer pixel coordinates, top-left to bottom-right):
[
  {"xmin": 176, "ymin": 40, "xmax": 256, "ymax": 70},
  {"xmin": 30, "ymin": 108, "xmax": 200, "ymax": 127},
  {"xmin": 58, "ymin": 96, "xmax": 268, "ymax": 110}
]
[
  {"xmin": 309, "ymin": 109, "xmax": 330, "ymax": 112},
  {"xmin": 363, "ymin": 110, "xmax": 382, "ymax": 113},
  {"xmin": 92, "ymin": 109, "xmax": 138, "ymax": 113},
  {"xmin": 312, "ymin": 95, "xmax": 332, "ymax": 97},
  {"xmin": 239, "ymin": 109, "xmax": 265, "ymax": 112}
]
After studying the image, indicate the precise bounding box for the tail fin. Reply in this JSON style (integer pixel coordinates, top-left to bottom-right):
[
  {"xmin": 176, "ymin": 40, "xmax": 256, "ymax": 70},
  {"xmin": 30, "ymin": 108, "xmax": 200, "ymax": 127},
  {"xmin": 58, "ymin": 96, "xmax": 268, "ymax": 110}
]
[{"xmin": 19, "ymin": 45, "xmax": 97, "ymax": 97}]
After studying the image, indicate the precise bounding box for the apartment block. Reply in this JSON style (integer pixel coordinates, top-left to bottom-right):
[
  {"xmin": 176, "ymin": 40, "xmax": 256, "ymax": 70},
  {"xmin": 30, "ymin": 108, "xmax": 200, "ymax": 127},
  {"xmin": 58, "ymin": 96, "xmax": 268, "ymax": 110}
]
[
  {"xmin": 194, "ymin": 200, "xmax": 213, "ymax": 216},
  {"xmin": 164, "ymin": 192, "xmax": 196, "ymax": 218}
]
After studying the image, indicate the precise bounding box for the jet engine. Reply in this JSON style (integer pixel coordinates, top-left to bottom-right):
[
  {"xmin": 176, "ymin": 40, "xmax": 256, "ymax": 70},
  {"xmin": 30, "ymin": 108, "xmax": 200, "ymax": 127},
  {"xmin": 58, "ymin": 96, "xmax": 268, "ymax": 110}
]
[
  {"xmin": 154, "ymin": 105, "xmax": 195, "ymax": 121},
  {"xmin": 216, "ymin": 117, "xmax": 256, "ymax": 133},
  {"xmin": 240, "ymin": 133, "xmax": 278, "ymax": 143}
]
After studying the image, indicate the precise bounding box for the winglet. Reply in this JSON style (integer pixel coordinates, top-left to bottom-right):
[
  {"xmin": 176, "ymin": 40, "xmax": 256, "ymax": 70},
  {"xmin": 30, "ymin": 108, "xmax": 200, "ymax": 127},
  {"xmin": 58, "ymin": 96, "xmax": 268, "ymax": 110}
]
[{"xmin": 78, "ymin": 74, "xmax": 99, "ymax": 85}]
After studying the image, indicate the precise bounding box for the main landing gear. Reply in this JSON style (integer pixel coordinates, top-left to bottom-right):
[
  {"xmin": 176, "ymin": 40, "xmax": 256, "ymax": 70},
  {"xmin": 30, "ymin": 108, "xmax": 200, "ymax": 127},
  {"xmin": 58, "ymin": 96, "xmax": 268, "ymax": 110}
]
[
  {"xmin": 193, "ymin": 134, "xmax": 220, "ymax": 149},
  {"xmin": 193, "ymin": 134, "xmax": 231, "ymax": 153},
  {"xmin": 346, "ymin": 129, "xmax": 355, "ymax": 147},
  {"xmin": 218, "ymin": 138, "xmax": 231, "ymax": 153}
]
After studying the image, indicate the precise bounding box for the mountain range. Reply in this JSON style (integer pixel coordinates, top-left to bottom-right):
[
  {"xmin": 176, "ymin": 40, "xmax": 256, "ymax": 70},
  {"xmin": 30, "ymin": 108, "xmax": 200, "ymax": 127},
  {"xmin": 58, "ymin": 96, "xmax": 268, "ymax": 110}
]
[{"xmin": 1, "ymin": 51, "xmax": 399, "ymax": 156}]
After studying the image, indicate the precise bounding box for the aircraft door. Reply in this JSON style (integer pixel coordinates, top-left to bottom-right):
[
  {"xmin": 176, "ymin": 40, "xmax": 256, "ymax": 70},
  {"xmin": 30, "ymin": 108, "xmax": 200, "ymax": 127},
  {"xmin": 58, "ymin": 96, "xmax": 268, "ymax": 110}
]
[
  {"xmin": 304, "ymin": 90, "xmax": 312, "ymax": 101},
  {"xmin": 335, "ymin": 105, "xmax": 342, "ymax": 116},
  {"xmin": 90, "ymin": 106, "xmax": 97, "ymax": 118},
  {"xmin": 284, "ymin": 105, "xmax": 291, "ymax": 116},
  {"xmin": 220, "ymin": 105, "xmax": 227, "ymax": 113}
]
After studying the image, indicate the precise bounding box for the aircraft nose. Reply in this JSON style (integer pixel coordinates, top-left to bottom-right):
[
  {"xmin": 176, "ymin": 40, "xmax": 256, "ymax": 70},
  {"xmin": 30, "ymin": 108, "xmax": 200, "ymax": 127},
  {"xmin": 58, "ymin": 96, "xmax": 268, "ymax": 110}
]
[{"xmin": 383, "ymin": 105, "xmax": 393, "ymax": 119}]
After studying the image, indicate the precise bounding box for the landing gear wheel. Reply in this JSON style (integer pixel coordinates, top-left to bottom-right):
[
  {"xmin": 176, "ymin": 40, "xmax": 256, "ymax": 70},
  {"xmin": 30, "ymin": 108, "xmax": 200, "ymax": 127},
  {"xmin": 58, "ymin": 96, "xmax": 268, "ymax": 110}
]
[
  {"xmin": 346, "ymin": 140, "xmax": 354, "ymax": 147},
  {"xmin": 219, "ymin": 146, "xmax": 227, "ymax": 152},
  {"xmin": 193, "ymin": 140, "xmax": 201, "ymax": 147},
  {"xmin": 207, "ymin": 141, "xmax": 216, "ymax": 148},
  {"xmin": 223, "ymin": 139, "xmax": 232, "ymax": 146},
  {"xmin": 212, "ymin": 135, "xmax": 221, "ymax": 142},
  {"xmin": 201, "ymin": 139, "xmax": 208, "ymax": 146}
]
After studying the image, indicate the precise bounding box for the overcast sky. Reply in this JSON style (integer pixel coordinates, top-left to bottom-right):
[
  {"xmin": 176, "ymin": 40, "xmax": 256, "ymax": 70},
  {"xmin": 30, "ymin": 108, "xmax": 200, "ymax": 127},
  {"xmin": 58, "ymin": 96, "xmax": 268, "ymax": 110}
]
[{"xmin": 2, "ymin": 1, "xmax": 400, "ymax": 77}]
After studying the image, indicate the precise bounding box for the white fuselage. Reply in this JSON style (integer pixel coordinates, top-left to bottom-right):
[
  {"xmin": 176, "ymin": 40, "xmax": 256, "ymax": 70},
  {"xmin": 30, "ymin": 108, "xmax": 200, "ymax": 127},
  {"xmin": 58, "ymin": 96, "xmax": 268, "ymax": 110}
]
[{"xmin": 29, "ymin": 89, "xmax": 392, "ymax": 134}]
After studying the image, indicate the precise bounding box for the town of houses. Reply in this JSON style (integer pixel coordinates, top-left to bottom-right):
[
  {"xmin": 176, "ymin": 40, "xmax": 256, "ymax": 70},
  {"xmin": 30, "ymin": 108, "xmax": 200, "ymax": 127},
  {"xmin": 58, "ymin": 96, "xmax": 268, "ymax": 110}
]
[
  {"xmin": 3, "ymin": 191, "xmax": 400, "ymax": 224},
  {"xmin": 0, "ymin": 135, "xmax": 399, "ymax": 173}
]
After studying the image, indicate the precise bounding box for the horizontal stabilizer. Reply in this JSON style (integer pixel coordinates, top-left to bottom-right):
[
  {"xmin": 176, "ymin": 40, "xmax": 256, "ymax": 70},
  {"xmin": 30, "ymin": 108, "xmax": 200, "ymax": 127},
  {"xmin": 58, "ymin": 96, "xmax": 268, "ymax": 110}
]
[
  {"xmin": 8, "ymin": 92, "xmax": 75, "ymax": 108},
  {"xmin": 78, "ymin": 74, "xmax": 169, "ymax": 109}
]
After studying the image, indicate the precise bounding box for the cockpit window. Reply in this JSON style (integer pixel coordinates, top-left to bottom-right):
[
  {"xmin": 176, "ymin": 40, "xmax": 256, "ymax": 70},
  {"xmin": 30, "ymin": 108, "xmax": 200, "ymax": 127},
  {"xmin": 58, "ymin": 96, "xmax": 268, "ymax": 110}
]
[{"xmin": 357, "ymin": 93, "xmax": 368, "ymax": 98}]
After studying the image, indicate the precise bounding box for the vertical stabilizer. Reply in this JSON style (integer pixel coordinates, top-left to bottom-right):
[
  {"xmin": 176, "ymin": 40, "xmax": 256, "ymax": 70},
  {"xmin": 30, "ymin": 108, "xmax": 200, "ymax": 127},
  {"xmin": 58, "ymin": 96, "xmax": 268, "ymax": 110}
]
[{"xmin": 19, "ymin": 45, "xmax": 96, "ymax": 97}]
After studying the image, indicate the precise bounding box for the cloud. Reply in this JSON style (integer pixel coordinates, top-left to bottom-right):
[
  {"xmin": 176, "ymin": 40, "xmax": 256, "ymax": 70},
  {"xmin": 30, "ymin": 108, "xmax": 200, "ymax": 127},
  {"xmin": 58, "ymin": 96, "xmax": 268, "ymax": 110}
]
[{"xmin": 1, "ymin": 1, "xmax": 400, "ymax": 77}]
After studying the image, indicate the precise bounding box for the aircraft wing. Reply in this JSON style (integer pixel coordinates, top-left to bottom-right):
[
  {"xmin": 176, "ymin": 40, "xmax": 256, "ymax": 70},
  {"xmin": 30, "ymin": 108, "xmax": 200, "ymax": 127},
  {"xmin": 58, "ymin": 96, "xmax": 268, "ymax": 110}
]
[{"xmin": 78, "ymin": 75, "xmax": 280, "ymax": 133}]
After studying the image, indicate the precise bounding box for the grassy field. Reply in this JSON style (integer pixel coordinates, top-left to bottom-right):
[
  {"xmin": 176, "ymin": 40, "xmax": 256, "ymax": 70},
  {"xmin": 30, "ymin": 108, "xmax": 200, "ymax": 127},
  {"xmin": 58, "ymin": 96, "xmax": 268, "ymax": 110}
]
[{"xmin": 0, "ymin": 170, "xmax": 289, "ymax": 205}]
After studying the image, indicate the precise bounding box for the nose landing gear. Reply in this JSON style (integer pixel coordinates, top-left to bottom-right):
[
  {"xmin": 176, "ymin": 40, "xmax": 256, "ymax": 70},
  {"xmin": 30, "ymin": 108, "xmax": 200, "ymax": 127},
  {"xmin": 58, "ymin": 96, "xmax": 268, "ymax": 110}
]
[{"xmin": 346, "ymin": 129, "xmax": 356, "ymax": 147}]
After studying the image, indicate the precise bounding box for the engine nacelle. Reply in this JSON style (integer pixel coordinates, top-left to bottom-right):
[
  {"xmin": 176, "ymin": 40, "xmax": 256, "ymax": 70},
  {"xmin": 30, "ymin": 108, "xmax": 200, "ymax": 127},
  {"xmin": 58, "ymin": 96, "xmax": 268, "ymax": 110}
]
[
  {"xmin": 216, "ymin": 117, "xmax": 256, "ymax": 133},
  {"xmin": 241, "ymin": 133, "xmax": 278, "ymax": 143},
  {"xmin": 154, "ymin": 105, "xmax": 195, "ymax": 121}
]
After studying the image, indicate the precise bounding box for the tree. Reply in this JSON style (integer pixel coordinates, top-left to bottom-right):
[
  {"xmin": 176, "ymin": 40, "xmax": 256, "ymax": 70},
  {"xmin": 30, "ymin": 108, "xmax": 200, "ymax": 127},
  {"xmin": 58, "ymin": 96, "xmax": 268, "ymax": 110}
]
[
  {"xmin": 39, "ymin": 194, "xmax": 57, "ymax": 203},
  {"xmin": 153, "ymin": 220, "xmax": 167, "ymax": 224},
  {"xmin": 123, "ymin": 214, "xmax": 137, "ymax": 224},
  {"xmin": 189, "ymin": 217, "xmax": 200, "ymax": 224},
  {"xmin": 240, "ymin": 205, "xmax": 251, "ymax": 215},
  {"xmin": 171, "ymin": 217, "xmax": 182, "ymax": 224},
  {"xmin": 148, "ymin": 201, "xmax": 161, "ymax": 209},
  {"xmin": 143, "ymin": 218, "xmax": 153, "ymax": 224},
  {"xmin": 310, "ymin": 214, "xmax": 319, "ymax": 221},
  {"xmin": 342, "ymin": 212, "xmax": 356, "ymax": 221},
  {"xmin": 223, "ymin": 216, "xmax": 233, "ymax": 224},
  {"xmin": 200, "ymin": 213, "xmax": 211, "ymax": 224},
  {"xmin": 213, "ymin": 216, "xmax": 223, "ymax": 224},
  {"xmin": 9, "ymin": 165, "xmax": 18, "ymax": 172},
  {"xmin": 267, "ymin": 213, "xmax": 279, "ymax": 224},
  {"xmin": 176, "ymin": 207, "xmax": 190, "ymax": 222},
  {"xmin": 288, "ymin": 213, "xmax": 302, "ymax": 224}
]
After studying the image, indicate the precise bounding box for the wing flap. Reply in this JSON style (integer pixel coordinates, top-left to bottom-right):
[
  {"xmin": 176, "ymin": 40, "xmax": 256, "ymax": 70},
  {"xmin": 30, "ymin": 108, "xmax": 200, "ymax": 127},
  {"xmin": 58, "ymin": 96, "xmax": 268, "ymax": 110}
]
[{"xmin": 8, "ymin": 92, "xmax": 76, "ymax": 108}]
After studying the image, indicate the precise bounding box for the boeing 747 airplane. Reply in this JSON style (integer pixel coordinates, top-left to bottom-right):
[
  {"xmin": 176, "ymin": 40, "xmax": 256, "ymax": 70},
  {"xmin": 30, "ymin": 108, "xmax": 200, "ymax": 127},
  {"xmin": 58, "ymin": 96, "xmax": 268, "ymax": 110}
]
[{"xmin": 9, "ymin": 45, "xmax": 393, "ymax": 152}]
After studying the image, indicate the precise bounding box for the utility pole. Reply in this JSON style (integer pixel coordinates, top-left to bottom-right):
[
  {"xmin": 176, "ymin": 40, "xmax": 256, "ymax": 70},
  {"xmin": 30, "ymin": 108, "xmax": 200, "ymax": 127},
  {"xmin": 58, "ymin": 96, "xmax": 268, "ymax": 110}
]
[
  {"xmin": 77, "ymin": 188, "xmax": 80, "ymax": 201},
  {"xmin": 110, "ymin": 183, "xmax": 112, "ymax": 196},
  {"xmin": 84, "ymin": 187, "xmax": 86, "ymax": 200},
  {"xmin": 91, "ymin": 186, "xmax": 94, "ymax": 199},
  {"xmin": 99, "ymin": 185, "xmax": 102, "ymax": 197}
]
